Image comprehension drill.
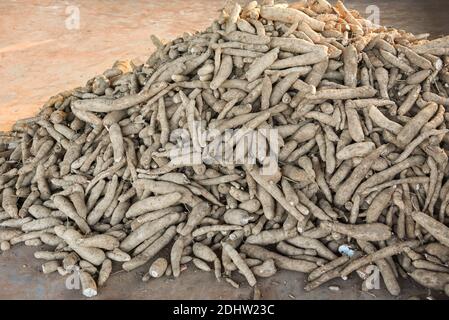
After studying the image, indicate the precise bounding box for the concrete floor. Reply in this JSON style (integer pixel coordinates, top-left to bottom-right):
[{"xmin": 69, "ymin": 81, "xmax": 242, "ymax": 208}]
[{"xmin": 1, "ymin": 0, "xmax": 449, "ymax": 300}]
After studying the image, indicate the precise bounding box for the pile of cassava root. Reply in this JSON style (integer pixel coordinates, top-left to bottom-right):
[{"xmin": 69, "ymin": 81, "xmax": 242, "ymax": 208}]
[{"xmin": 2, "ymin": 0, "xmax": 449, "ymax": 299}]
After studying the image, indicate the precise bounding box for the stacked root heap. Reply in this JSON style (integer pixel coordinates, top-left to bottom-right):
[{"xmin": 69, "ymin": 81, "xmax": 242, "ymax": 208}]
[{"xmin": 2, "ymin": 0, "xmax": 449, "ymax": 298}]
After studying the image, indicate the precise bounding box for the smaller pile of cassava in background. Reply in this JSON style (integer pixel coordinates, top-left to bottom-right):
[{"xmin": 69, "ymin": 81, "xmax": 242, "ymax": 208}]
[{"xmin": 1, "ymin": 0, "xmax": 449, "ymax": 298}]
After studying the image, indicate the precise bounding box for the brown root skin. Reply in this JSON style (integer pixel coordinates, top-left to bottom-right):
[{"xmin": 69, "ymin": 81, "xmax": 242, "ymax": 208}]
[
  {"xmin": 304, "ymin": 265, "xmax": 345, "ymax": 292},
  {"xmin": 193, "ymin": 258, "xmax": 211, "ymax": 272},
  {"xmin": 411, "ymin": 212, "xmax": 449, "ymax": 247},
  {"xmin": 259, "ymin": 6, "xmax": 325, "ymax": 31},
  {"xmin": 62, "ymin": 252, "xmax": 79, "ymax": 270},
  {"xmin": 245, "ymin": 48, "xmax": 279, "ymax": 82},
  {"xmin": 41, "ymin": 261, "xmax": 60, "ymax": 274},
  {"xmin": 270, "ymin": 49, "xmax": 328, "ymax": 70},
  {"xmin": 412, "ymin": 260, "xmax": 449, "ymax": 273},
  {"xmin": 240, "ymin": 244, "xmax": 318, "ymax": 273},
  {"xmin": 210, "ymin": 55, "xmax": 233, "ymax": 90},
  {"xmin": 334, "ymin": 144, "xmax": 392, "ymax": 207},
  {"xmin": 108, "ymin": 123, "xmax": 125, "ymax": 163},
  {"xmin": 106, "ymin": 248, "xmax": 131, "ymax": 262},
  {"xmin": 396, "ymin": 102, "xmax": 438, "ymax": 148},
  {"xmin": 87, "ymin": 175, "xmax": 118, "ymax": 226},
  {"xmin": 307, "ymin": 86, "xmax": 377, "ymax": 100},
  {"xmin": 72, "ymin": 82, "xmax": 168, "ymax": 112},
  {"xmin": 179, "ymin": 202, "xmax": 211, "ymax": 236},
  {"xmin": 98, "ymin": 259, "xmax": 112, "ymax": 287},
  {"xmin": 34, "ymin": 251, "xmax": 69, "ymax": 260},
  {"xmin": 223, "ymin": 208, "xmax": 253, "ymax": 226},
  {"xmin": 251, "ymin": 259, "xmax": 277, "ymax": 278},
  {"xmin": 3, "ymin": 0, "xmax": 449, "ymax": 299},
  {"xmin": 307, "ymin": 256, "xmax": 349, "ymax": 282},
  {"xmin": 192, "ymin": 242, "xmax": 218, "ymax": 262},
  {"xmin": 21, "ymin": 217, "xmax": 62, "ymax": 232},
  {"xmin": 133, "ymin": 179, "xmax": 201, "ymax": 207},
  {"xmin": 120, "ymin": 212, "xmax": 183, "ymax": 252},
  {"xmin": 356, "ymin": 155, "xmax": 425, "ymax": 194},
  {"xmin": 246, "ymin": 228, "xmax": 297, "ymax": 245},
  {"xmin": 248, "ymin": 166, "xmax": 308, "ymax": 222},
  {"xmin": 80, "ymin": 271, "xmax": 98, "ymax": 298},
  {"xmin": 125, "ymin": 192, "xmax": 183, "ymax": 219},
  {"xmin": 287, "ymin": 236, "xmax": 337, "ymax": 260},
  {"xmin": 1, "ymin": 241, "xmax": 11, "ymax": 251},
  {"xmin": 2, "ymin": 188, "xmax": 19, "ymax": 219},
  {"xmin": 53, "ymin": 195, "xmax": 91, "ymax": 234},
  {"xmin": 425, "ymin": 243, "xmax": 449, "ymax": 264},
  {"xmin": 320, "ymin": 221, "xmax": 392, "ymax": 241},
  {"xmin": 76, "ymin": 234, "xmax": 120, "ymax": 251},
  {"xmin": 55, "ymin": 226, "xmax": 106, "ymax": 266},
  {"xmin": 340, "ymin": 240, "xmax": 420, "ymax": 278},
  {"xmin": 357, "ymin": 240, "xmax": 400, "ymax": 296},
  {"xmin": 409, "ymin": 269, "xmax": 449, "ymax": 291},
  {"xmin": 122, "ymin": 226, "xmax": 177, "ymax": 272},
  {"xmin": 171, "ymin": 235, "xmax": 192, "ymax": 278},
  {"xmin": 365, "ymin": 187, "xmax": 395, "ymax": 223},
  {"xmin": 336, "ymin": 142, "xmax": 376, "ymax": 161}
]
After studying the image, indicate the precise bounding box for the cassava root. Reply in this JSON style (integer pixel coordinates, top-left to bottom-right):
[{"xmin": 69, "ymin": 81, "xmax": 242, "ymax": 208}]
[{"xmin": 1, "ymin": 0, "xmax": 449, "ymax": 298}]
